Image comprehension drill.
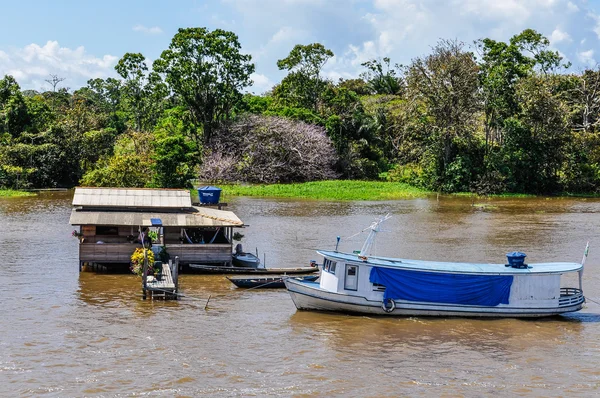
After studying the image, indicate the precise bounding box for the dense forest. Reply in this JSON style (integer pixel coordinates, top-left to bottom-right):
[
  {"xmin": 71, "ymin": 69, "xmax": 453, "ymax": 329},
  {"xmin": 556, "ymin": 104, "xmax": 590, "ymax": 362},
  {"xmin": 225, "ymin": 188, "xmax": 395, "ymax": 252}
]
[{"xmin": 1, "ymin": 27, "xmax": 600, "ymax": 194}]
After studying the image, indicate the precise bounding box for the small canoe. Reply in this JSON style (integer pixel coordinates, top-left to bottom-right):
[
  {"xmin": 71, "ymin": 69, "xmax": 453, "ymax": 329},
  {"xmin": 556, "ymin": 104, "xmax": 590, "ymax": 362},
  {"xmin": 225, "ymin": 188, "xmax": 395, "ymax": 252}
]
[
  {"xmin": 188, "ymin": 263, "xmax": 319, "ymax": 274},
  {"xmin": 228, "ymin": 274, "xmax": 319, "ymax": 289}
]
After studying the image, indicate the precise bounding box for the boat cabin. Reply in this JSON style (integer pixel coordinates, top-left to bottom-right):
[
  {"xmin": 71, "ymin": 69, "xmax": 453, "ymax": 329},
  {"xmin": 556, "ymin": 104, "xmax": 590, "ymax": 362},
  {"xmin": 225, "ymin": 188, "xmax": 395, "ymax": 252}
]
[{"xmin": 69, "ymin": 187, "xmax": 244, "ymax": 269}]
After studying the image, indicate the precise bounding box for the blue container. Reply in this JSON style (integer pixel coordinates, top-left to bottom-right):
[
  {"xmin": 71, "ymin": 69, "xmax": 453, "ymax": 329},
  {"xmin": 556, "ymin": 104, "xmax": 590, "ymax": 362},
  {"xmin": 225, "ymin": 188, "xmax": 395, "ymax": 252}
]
[
  {"xmin": 506, "ymin": 251, "xmax": 527, "ymax": 268},
  {"xmin": 198, "ymin": 186, "xmax": 222, "ymax": 204}
]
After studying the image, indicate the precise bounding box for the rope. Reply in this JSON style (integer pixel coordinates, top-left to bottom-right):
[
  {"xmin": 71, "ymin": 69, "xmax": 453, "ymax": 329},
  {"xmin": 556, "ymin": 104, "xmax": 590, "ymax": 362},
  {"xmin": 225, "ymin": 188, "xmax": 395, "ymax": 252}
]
[
  {"xmin": 342, "ymin": 228, "xmax": 369, "ymax": 241},
  {"xmin": 585, "ymin": 296, "xmax": 600, "ymax": 306}
]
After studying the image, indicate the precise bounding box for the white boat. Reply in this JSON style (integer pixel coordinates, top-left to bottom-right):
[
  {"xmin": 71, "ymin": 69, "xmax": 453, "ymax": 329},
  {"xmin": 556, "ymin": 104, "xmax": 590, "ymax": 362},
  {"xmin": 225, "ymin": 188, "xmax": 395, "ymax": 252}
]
[{"xmin": 284, "ymin": 215, "xmax": 587, "ymax": 317}]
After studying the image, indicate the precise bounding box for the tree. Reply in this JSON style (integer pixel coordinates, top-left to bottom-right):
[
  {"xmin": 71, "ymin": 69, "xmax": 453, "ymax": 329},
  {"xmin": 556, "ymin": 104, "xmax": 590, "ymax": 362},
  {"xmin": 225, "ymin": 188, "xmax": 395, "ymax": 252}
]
[
  {"xmin": 337, "ymin": 78, "xmax": 371, "ymax": 96},
  {"xmin": 275, "ymin": 43, "xmax": 333, "ymax": 111},
  {"xmin": 406, "ymin": 39, "xmax": 481, "ymax": 191},
  {"xmin": 81, "ymin": 77, "xmax": 126, "ymax": 132},
  {"xmin": 115, "ymin": 53, "xmax": 167, "ymax": 132},
  {"xmin": 151, "ymin": 135, "xmax": 198, "ymax": 188},
  {"xmin": 0, "ymin": 75, "xmax": 29, "ymax": 137},
  {"xmin": 80, "ymin": 132, "xmax": 154, "ymax": 187},
  {"xmin": 500, "ymin": 75, "xmax": 569, "ymax": 193},
  {"xmin": 45, "ymin": 74, "xmax": 66, "ymax": 92},
  {"xmin": 150, "ymin": 108, "xmax": 199, "ymax": 188},
  {"xmin": 153, "ymin": 27, "xmax": 255, "ymax": 143},
  {"xmin": 476, "ymin": 29, "xmax": 566, "ymax": 149},
  {"xmin": 361, "ymin": 57, "xmax": 403, "ymax": 95},
  {"xmin": 568, "ymin": 69, "xmax": 600, "ymax": 133}
]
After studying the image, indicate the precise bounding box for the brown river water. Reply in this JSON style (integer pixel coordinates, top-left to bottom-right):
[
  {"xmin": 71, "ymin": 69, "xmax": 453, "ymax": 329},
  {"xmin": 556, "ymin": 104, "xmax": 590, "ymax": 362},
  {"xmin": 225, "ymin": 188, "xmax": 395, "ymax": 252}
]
[{"xmin": 1, "ymin": 191, "xmax": 600, "ymax": 397}]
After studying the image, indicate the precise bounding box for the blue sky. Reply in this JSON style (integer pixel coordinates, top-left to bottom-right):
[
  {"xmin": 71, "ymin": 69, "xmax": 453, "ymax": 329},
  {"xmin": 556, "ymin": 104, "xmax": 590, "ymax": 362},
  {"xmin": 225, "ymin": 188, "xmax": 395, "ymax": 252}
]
[{"xmin": 1, "ymin": 0, "xmax": 600, "ymax": 93}]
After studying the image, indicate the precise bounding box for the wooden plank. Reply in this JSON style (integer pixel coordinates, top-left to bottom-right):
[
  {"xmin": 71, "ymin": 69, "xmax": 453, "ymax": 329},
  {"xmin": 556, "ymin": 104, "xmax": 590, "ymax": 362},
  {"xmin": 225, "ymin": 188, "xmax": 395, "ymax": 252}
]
[{"xmin": 146, "ymin": 263, "xmax": 176, "ymax": 291}]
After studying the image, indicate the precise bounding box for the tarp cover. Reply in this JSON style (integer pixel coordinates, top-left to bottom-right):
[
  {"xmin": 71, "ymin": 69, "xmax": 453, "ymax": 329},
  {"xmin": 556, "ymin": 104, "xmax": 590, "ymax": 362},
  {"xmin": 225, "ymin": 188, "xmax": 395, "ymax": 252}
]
[{"xmin": 370, "ymin": 267, "xmax": 513, "ymax": 306}]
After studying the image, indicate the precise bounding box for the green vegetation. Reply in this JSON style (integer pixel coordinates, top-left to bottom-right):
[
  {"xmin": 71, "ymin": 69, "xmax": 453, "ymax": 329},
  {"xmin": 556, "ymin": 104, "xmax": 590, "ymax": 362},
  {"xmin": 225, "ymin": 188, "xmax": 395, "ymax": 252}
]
[
  {"xmin": 0, "ymin": 189, "xmax": 35, "ymax": 197},
  {"xmin": 221, "ymin": 180, "xmax": 429, "ymax": 201},
  {"xmin": 1, "ymin": 27, "xmax": 599, "ymax": 197}
]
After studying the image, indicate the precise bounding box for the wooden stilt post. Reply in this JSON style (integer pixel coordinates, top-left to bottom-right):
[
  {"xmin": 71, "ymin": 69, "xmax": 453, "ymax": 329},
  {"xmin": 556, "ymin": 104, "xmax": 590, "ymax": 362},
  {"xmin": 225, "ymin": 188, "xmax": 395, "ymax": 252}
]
[
  {"xmin": 142, "ymin": 249, "xmax": 148, "ymax": 300},
  {"xmin": 173, "ymin": 256, "xmax": 179, "ymax": 292}
]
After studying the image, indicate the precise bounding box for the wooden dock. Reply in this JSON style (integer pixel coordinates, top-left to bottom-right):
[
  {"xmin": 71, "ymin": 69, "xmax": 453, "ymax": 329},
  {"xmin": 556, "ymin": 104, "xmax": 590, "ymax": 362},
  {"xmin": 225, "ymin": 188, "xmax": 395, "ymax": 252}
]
[{"xmin": 143, "ymin": 257, "xmax": 179, "ymax": 300}]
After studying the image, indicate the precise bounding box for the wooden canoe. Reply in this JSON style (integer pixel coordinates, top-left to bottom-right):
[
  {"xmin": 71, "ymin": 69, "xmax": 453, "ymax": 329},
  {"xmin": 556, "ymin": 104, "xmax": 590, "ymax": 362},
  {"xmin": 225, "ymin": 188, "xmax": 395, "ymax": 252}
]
[
  {"xmin": 227, "ymin": 274, "xmax": 319, "ymax": 289},
  {"xmin": 188, "ymin": 263, "xmax": 319, "ymax": 275}
]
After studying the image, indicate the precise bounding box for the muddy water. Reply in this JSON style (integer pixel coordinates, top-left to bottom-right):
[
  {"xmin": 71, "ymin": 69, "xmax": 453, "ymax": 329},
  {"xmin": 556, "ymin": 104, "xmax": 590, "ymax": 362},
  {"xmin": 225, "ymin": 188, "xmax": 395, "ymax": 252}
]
[{"xmin": 1, "ymin": 192, "xmax": 600, "ymax": 396}]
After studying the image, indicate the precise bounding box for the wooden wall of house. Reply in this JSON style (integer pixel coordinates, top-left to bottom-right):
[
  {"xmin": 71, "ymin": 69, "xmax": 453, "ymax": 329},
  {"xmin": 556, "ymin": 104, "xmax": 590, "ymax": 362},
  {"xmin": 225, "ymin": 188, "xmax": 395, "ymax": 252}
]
[
  {"xmin": 81, "ymin": 225, "xmax": 139, "ymax": 244},
  {"xmin": 79, "ymin": 243, "xmax": 138, "ymax": 263},
  {"xmin": 167, "ymin": 244, "xmax": 232, "ymax": 265}
]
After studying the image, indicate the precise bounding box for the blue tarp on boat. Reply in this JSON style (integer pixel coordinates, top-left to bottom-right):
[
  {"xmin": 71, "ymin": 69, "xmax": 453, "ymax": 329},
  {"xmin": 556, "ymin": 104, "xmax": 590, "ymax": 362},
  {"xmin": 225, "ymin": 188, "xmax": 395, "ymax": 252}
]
[{"xmin": 369, "ymin": 267, "xmax": 513, "ymax": 306}]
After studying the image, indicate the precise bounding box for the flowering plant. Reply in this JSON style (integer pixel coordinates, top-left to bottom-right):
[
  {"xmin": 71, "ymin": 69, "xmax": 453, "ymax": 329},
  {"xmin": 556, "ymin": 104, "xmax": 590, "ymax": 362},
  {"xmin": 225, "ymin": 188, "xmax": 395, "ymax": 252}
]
[
  {"xmin": 72, "ymin": 230, "xmax": 83, "ymax": 239},
  {"xmin": 130, "ymin": 248, "xmax": 157, "ymax": 276}
]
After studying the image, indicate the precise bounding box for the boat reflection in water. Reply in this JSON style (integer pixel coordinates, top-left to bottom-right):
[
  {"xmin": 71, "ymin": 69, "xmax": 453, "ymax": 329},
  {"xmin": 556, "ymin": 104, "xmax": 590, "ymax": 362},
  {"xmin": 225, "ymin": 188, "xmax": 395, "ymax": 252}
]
[{"xmin": 285, "ymin": 215, "xmax": 587, "ymax": 318}]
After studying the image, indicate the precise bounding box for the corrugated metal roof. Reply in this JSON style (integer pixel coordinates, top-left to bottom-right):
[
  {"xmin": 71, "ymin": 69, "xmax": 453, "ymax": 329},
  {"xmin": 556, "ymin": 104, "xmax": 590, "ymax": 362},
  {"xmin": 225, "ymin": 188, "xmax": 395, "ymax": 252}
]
[
  {"xmin": 69, "ymin": 206, "xmax": 243, "ymax": 227},
  {"xmin": 72, "ymin": 187, "xmax": 192, "ymax": 208}
]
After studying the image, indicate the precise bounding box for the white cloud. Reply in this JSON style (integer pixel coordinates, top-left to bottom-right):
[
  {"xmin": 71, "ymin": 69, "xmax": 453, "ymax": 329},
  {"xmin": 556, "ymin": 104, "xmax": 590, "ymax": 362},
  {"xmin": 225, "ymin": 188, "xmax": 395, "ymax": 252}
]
[
  {"xmin": 458, "ymin": 0, "xmax": 532, "ymax": 22},
  {"xmin": 577, "ymin": 49, "xmax": 595, "ymax": 65},
  {"xmin": 550, "ymin": 28, "xmax": 571, "ymax": 43},
  {"xmin": 248, "ymin": 72, "xmax": 273, "ymax": 94},
  {"xmin": 0, "ymin": 41, "xmax": 118, "ymax": 91},
  {"xmin": 132, "ymin": 24, "xmax": 163, "ymax": 35},
  {"xmin": 567, "ymin": 1, "xmax": 579, "ymax": 12},
  {"xmin": 330, "ymin": 0, "xmax": 600, "ymax": 80},
  {"xmin": 270, "ymin": 26, "xmax": 304, "ymax": 44}
]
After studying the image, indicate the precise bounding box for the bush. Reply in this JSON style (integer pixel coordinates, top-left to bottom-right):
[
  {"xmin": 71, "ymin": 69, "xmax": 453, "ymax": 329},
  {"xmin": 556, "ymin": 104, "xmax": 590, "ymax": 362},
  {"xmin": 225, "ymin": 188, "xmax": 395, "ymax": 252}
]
[
  {"xmin": 200, "ymin": 115, "xmax": 338, "ymax": 183},
  {"xmin": 385, "ymin": 163, "xmax": 425, "ymax": 187},
  {"xmin": 80, "ymin": 132, "xmax": 154, "ymax": 187}
]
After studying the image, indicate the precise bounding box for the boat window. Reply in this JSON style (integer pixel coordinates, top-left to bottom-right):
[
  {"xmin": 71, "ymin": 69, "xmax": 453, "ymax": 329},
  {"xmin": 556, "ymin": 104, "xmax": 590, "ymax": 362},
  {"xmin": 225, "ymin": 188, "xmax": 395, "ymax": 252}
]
[
  {"xmin": 324, "ymin": 259, "xmax": 337, "ymax": 274},
  {"xmin": 344, "ymin": 264, "xmax": 359, "ymax": 291}
]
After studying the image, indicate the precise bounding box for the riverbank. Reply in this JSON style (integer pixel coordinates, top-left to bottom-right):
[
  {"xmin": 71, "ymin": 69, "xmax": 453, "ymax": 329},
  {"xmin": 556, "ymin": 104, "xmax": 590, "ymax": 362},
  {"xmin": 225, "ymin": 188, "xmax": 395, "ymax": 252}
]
[
  {"xmin": 0, "ymin": 189, "xmax": 36, "ymax": 197},
  {"xmin": 218, "ymin": 180, "xmax": 430, "ymax": 201}
]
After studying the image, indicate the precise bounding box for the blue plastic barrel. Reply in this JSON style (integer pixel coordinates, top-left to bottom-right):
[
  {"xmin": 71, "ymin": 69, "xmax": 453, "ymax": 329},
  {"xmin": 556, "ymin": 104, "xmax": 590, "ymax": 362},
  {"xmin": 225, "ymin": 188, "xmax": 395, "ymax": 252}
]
[
  {"xmin": 506, "ymin": 251, "xmax": 527, "ymax": 268},
  {"xmin": 198, "ymin": 186, "xmax": 222, "ymax": 204}
]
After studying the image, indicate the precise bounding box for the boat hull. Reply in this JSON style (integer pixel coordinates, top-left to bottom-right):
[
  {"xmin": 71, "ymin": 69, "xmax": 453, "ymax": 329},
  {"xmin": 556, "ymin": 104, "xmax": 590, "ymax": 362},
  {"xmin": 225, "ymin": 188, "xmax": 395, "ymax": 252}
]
[
  {"xmin": 227, "ymin": 275, "xmax": 319, "ymax": 289},
  {"xmin": 188, "ymin": 263, "xmax": 318, "ymax": 275},
  {"xmin": 284, "ymin": 278, "xmax": 585, "ymax": 318}
]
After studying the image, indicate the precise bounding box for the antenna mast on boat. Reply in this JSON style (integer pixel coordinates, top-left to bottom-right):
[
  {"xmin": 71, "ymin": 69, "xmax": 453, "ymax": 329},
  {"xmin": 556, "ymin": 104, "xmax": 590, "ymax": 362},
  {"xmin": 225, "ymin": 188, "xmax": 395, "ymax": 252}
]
[{"xmin": 359, "ymin": 214, "xmax": 392, "ymax": 257}]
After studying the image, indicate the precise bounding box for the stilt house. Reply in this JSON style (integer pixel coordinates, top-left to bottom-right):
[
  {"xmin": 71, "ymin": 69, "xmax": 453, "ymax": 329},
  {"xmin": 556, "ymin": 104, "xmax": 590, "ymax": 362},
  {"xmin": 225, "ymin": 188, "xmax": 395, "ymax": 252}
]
[{"xmin": 69, "ymin": 187, "xmax": 243, "ymax": 269}]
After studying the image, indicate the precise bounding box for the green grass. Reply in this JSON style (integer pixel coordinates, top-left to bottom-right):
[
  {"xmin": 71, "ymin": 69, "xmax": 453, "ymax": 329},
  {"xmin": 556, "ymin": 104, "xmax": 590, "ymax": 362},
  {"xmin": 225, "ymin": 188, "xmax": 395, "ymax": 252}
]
[
  {"xmin": 217, "ymin": 180, "xmax": 430, "ymax": 201},
  {"xmin": 0, "ymin": 189, "xmax": 36, "ymax": 197},
  {"xmin": 195, "ymin": 181, "xmax": 595, "ymax": 202}
]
